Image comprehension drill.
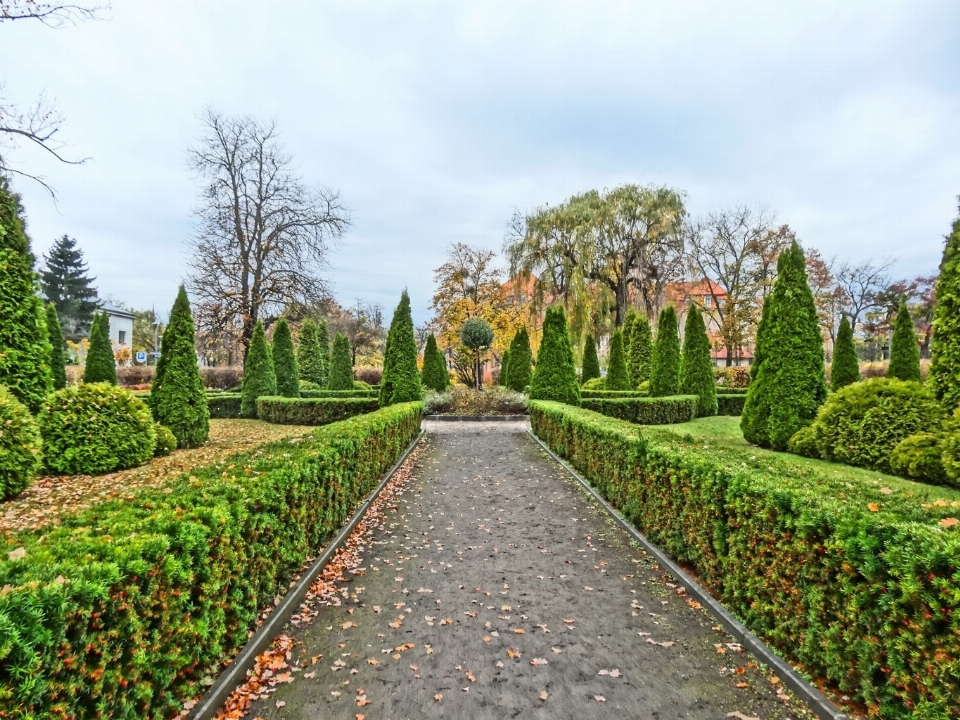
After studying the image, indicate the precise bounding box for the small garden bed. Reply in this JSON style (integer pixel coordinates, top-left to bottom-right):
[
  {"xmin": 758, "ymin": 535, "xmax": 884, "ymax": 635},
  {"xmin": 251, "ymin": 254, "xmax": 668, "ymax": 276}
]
[{"xmin": 424, "ymin": 385, "xmax": 527, "ymax": 416}]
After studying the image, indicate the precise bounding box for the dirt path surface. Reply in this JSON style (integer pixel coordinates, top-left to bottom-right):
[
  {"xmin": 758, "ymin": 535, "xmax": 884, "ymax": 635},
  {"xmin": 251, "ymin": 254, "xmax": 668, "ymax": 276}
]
[{"xmin": 243, "ymin": 421, "xmax": 813, "ymax": 720}]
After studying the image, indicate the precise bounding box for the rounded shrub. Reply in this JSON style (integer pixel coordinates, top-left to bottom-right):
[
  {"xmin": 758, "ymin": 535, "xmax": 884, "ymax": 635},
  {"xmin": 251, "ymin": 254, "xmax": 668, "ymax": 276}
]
[
  {"xmin": 582, "ymin": 376, "xmax": 605, "ymax": 391},
  {"xmin": 153, "ymin": 423, "xmax": 178, "ymax": 457},
  {"xmin": 890, "ymin": 433, "xmax": 949, "ymax": 485},
  {"xmin": 786, "ymin": 425, "xmax": 821, "ymax": 459},
  {"xmin": 299, "ymin": 379, "xmax": 323, "ymax": 393},
  {"xmin": 39, "ymin": 383, "xmax": 157, "ymax": 475},
  {"xmin": 353, "ymin": 380, "xmax": 372, "ymax": 390},
  {"xmin": 941, "ymin": 430, "xmax": 960, "ymax": 488},
  {"xmin": 0, "ymin": 384, "xmax": 42, "ymax": 499}
]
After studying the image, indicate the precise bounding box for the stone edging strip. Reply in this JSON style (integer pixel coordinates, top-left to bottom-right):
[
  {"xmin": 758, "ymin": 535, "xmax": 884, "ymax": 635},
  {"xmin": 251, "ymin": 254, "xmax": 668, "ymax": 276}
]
[
  {"xmin": 423, "ymin": 414, "xmax": 529, "ymax": 421},
  {"xmin": 185, "ymin": 429, "xmax": 426, "ymax": 720},
  {"xmin": 527, "ymin": 429, "xmax": 849, "ymax": 720}
]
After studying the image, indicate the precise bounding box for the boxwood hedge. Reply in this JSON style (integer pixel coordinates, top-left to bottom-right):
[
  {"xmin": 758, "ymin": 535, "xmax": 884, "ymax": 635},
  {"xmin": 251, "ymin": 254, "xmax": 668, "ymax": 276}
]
[
  {"xmin": 716, "ymin": 394, "xmax": 746, "ymax": 416},
  {"xmin": 256, "ymin": 396, "xmax": 380, "ymax": 425},
  {"xmin": 0, "ymin": 402, "xmax": 422, "ymax": 718},
  {"xmin": 299, "ymin": 388, "xmax": 378, "ymax": 399},
  {"xmin": 580, "ymin": 389, "xmax": 649, "ymax": 399},
  {"xmin": 580, "ymin": 395, "xmax": 699, "ymax": 424},
  {"xmin": 529, "ymin": 400, "xmax": 960, "ymax": 718},
  {"xmin": 206, "ymin": 392, "xmax": 242, "ymax": 419}
]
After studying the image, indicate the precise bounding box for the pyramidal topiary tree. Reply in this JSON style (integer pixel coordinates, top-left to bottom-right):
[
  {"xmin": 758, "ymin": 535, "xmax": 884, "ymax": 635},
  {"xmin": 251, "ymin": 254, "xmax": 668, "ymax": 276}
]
[
  {"xmin": 530, "ymin": 305, "xmax": 580, "ymax": 405},
  {"xmin": 421, "ymin": 333, "xmax": 449, "ymax": 392},
  {"xmin": 0, "ymin": 177, "xmax": 53, "ymax": 411},
  {"xmin": 83, "ymin": 311, "xmax": 118, "ymax": 385},
  {"xmin": 741, "ymin": 242, "xmax": 826, "ymax": 450},
  {"xmin": 297, "ymin": 318, "xmax": 326, "ymax": 387},
  {"xmin": 151, "ymin": 286, "xmax": 209, "ymax": 447},
  {"xmin": 328, "ymin": 333, "xmax": 355, "ymax": 391},
  {"xmin": 240, "ymin": 320, "xmax": 276, "ymax": 418},
  {"xmin": 505, "ymin": 327, "xmax": 532, "ymax": 392},
  {"xmin": 272, "ymin": 318, "xmax": 300, "ymax": 397},
  {"xmin": 498, "ymin": 348, "xmax": 510, "ymax": 386},
  {"xmin": 379, "ymin": 291, "xmax": 422, "ymax": 405},
  {"xmin": 46, "ymin": 303, "xmax": 67, "ymax": 390},
  {"xmin": 831, "ymin": 315, "xmax": 860, "ymax": 391},
  {"xmin": 887, "ymin": 300, "xmax": 921, "ymax": 383},
  {"xmin": 626, "ymin": 312, "xmax": 653, "ymax": 389},
  {"xmin": 931, "ymin": 208, "xmax": 960, "ymax": 410},
  {"xmin": 605, "ymin": 330, "xmax": 630, "ymax": 390},
  {"xmin": 581, "ymin": 333, "xmax": 600, "ymax": 386},
  {"xmin": 316, "ymin": 318, "xmax": 331, "ymax": 387},
  {"xmin": 680, "ymin": 304, "xmax": 717, "ymax": 416},
  {"xmin": 649, "ymin": 306, "xmax": 680, "ymax": 397}
]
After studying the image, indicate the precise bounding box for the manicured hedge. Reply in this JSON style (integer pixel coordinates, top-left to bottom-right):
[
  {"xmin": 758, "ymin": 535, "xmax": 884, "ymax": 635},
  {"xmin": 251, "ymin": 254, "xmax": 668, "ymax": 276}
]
[
  {"xmin": 207, "ymin": 392, "xmax": 243, "ymax": 419},
  {"xmin": 716, "ymin": 394, "xmax": 746, "ymax": 416},
  {"xmin": 529, "ymin": 401, "xmax": 960, "ymax": 719},
  {"xmin": 299, "ymin": 388, "xmax": 378, "ymax": 399},
  {"xmin": 580, "ymin": 389, "xmax": 649, "ymax": 399},
  {"xmin": 580, "ymin": 395, "xmax": 698, "ymax": 424},
  {"xmin": 715, "ymin": 386, "xmax": 748, "ymax": 395},
  {"xmin": 256, "ymin": 396, "xmax": 380, "ymax": 425},
  {"xmin": 0, "ymin": 402, "xmax": 422, "ymax": 718}
]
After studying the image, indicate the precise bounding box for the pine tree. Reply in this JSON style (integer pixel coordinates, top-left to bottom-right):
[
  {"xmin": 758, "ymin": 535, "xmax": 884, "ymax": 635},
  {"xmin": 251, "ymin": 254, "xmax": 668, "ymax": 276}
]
[
  {"xmin": 421, "ymin": 333, "xmax": 450, "ymax": 392},
  {"xmin": 316, "ymin": 318, "xmax": 331, "ymax": 387},
  {"xmin": 931, "ymin": 209, "xmax": 960, "ymax": 410},
  {"xmin": 379, "ymin": 291, "xmax": 422, "ymax": 405},
  {"xmin": 505, "ymin": 328, "xmax": 533, "ymax": 392},
  {"xmin": 150, "ymin": 286, "xmax": 209, "ymax": 447},
  {"xmin": 830, "ymin": 315, "xmax": 860, "ymax": 391},
  {"xmin": 328, "ymin": 333, "xmax": 355, "ymax": 391},
  {"xmin": 40, "ymin": 234, "xmax": 99, "ymax": 342},
  {"xmin": 581, "ymin": 333, "xmax": 601, "ymax": 386},
  {"xmin": 605, "ymin": 330, "xmax": 630, "ymax": 390},
  {"xmin": 649, "ymin": 306, "xmax": 681, "ymax": 396},
  {"xmin": 626, "ymin": 313, "xmax": 653, "ymax": 388},
  {"xmin": 741, "ymin": 242, "xmax": 826, "ymax": 450},
  {"xmin": 83, "ymin": 311, "xmax": 118, "ymax": 385},
  {"xmin": 46, "ymin": 303, "xmax": 67, "ymax": 390},
  {"xmin": 530, "ymin": 306, "xmax": 580, "ymax": 405},
  {"xmin": 296, "ymin": 318, "xmax": 326, "ymax": 386},
  {"xmin": 240, "ymin": 320, "xmax": 277, "ymax": 418},
  {"xmin": 680, "ymin": 304, "xmax": 717, "ymax": 415},
  {"xmin": 0, "ymin": 177, "xmax": 53, "ymax": 412},
  {"xmin": 272, "ymin": 318, "xmax": 300, "ymax": 397},
  {"xmin": 887, "ymin": 300, "xmax": 921, "ymax": 383},
  {"xmin": 499, "ymin": 349, "xmax": 510, "ymax": 386}
]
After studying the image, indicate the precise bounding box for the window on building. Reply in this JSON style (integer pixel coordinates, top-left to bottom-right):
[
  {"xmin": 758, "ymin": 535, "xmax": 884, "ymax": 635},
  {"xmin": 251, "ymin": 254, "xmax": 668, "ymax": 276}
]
[
  {"xmin": 118, "ymin": 330, "xmax": 126, "ymax": 344},
  {"xmin": 703, "ymin": 295, "xmax": 712, "ymax": 307}
]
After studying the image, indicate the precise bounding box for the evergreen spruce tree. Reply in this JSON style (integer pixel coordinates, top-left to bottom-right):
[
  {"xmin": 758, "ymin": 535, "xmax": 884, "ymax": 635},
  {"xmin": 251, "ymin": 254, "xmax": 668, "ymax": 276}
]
[
  {"xmin": 272, "ymin": 318, "xmax": 300, "ymax": 397},
  {"xmin": 680, "ymin": 304, "xmax": 717, "ymax": 415},
  {"xmin": 40, "ymin": 235, "xmax": 99, "ymax": 342},
  {"xmin": 830, "ymin": 316, "xmax": 860, "ymax": 391},
  {"xmin": 581, "ymin": 333, "xmax": 601, "ymax": 386},
  {"xmin": 316, "ymin": 318, "xmax": 331, "ymax": 387},
  {"xmin": 46, "ymin": 303, "xmax": 67, "ymax": 390},
  {"xmin": 83, "ymin": 311, "xmax": 118, "ymax": 385},
  {"xmin": 649, "ymin": 306, "xmax": 681, "ymax": 396},
  {"xmin": 379, "ymin": 291, "xmax": 422, "ymax": 405},
  {"xmin": 626, "ymin": 313, "xmax": 653, "ymax": 388},
  {"xmin": 328, "ymin": 333, "xmax": 355, "ymax": 391},
  {"xmin": 605, "ymin": 330, "xmax": 630, "ymax": 390},
  {"xmin": 296, "ymin": 318, "xmax": 326, "ymax": 386},
  {"xmin": 529, "ymin": 306, "xmax": 580, "ymax": 405},
  {"xmin": 0, "ymin": 177, "xmax": 53, "ymax": 412},
  {"xmin": 740, "ymin": 242, "xmax": 826, "ymax": 450},
  {"xmin": 499, "ymin": 349, "xmax": 510, "ymax": 386},
  {"xmin": 240, "ymin": 320, "xmax": 277, "ymax": 417},
  {"xmin": 931, "ymin": 209, "xmax": 960, "ymax": 410},
  {"xmin": 150, "ymin": 286, "xmax": 209, "ymax": 447},
  {"xmin": 887, "ymin": 300, "xmax": 922, "ymax": 382},
  {"xmin": 421, "ymin": 333, "xmax": 450, "ymax": 392},
  {"xmin": 505, "ymin": 328, "xmax": 533, "ymax": 392}
]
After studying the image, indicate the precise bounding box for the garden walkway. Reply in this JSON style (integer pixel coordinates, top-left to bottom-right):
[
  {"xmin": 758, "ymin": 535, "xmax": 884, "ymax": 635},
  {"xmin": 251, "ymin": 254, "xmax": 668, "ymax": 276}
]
[{"xmin": 243, "ymin": 421, "xmax": 810, "ymax": 720}]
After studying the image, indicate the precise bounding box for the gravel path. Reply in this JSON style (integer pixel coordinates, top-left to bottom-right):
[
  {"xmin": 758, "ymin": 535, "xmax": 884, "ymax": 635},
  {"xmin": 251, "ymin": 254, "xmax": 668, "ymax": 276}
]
[{"xmin": 243, "ymin": 421, "xmax": 813, "ymax": 720}]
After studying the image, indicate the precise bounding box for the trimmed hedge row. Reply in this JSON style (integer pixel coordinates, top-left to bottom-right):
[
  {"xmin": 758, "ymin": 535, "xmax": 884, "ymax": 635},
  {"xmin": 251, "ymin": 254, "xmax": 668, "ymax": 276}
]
[
  {"xmin": 715, "ymin": 386, "xmax": 748, "ymax": 395},
  {"xmin": 207, "ymin": 392, "xmax": 243, "ymax": 419},
  {"xmin": 580, "ymin": 395, "xmax": 699, "ymax": 425},
  {"xmin": 0, "ymin": 402, "xmax": 422, "ymax": 718},
  {"xmin": 299, "ymin": 388, "xmax": 378, "ymax": 399},
  {"xmin": 580, "ymin": 389, "xmax": 649, "ymax": 399},
  {"xmin": 716, "ymin": 394, "xmax": 746, "ymax": 416},
  {"xmin": 256, "ymin": 396, "xmax": 380, "ymax": 425},
  {"xmin": 529, "ymin": 401, "xmax": 960, "ymax": 718}
]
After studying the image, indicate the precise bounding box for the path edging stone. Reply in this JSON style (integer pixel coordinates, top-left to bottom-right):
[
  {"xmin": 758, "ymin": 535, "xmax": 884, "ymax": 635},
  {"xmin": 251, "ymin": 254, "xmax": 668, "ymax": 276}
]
[
  {"xmin": 185, "ymin": 429, "xmax": 425, "ymax": 720},
  {"xmin": 527, "ymin": 429, "xmax": 849, "ymax": 720},
  {"xmin": 423, "ymin": 414, "xmax": 528, "ymax": 422}
]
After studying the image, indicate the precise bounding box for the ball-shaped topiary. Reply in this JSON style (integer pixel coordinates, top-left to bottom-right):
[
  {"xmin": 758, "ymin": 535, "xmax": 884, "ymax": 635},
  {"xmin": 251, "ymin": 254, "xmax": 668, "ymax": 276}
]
[
  {"xmin": 581, "ymin": 333, "xmax": 600, "ymax": 386},
  {"xmin": 681, "ymin": 304, "xmax": 717, "ymax": 416},
  {"xmin": 328, "ymin": 333, "xmax": 355, "ymax": 391},
  {"xmin": 240, "ymin": 320, "xmax": 277, "ymax": 418},
  {"xmin": 887, "ymin": 300, "xmax": 921, "ymax": 382},
  {"xmin": 39, "ymin": 383, "xmax": 157, "ymax": 475},
  {"xmin": 0, "ymin": 384, "xmax": 42, "ymax": 499},
  {"xmin": 889, "ymin": 432, "xmax": 949, "ymax": 485},
  {"xmin": 581, "ymin": 376, "xmax": 605, "ymax": 391},
  {"xmin": 459, "ymin": 318, "xmax": 494, "ymax": 350},
  {"xmin": 272, "ymin": 318, "xmax": 300, "ymax": 398},
  {"xmin": 153, "ymin": 423, "xmax": 178, "ymax": 457},
  {"xmin": 649, "ymin": 306, "xmax": 681, "ymax": 397},
  {"xmin": 605, "ymin": 330, "xmax": 630, "ymax": 390},
  {"xmin": 505, "ymin": 328, "xmax": 533, "ymax": 393},
  {"xmin": 529, "ymin": 305, "xmax": 580, "ymax": 405},
  {"xmin": 830, "ymin": 315, "xmax": 859, "ymax": 391},
  {"xmin": 83, "ymin": 311, "xmax": 118, "ymax": 385}
]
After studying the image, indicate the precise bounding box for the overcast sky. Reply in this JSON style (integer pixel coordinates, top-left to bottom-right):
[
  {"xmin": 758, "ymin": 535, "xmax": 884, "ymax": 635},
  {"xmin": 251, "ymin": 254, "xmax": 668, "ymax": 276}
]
[{"xmin": 3, "ymin": 0, "xmax": 958, "ymax": 325}]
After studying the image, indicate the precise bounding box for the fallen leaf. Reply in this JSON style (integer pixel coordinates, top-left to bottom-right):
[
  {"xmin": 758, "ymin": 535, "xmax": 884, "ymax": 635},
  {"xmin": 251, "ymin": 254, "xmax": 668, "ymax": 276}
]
[
  {"xmin": 276, "ymin": 701, "xmax": 286, "ymax": 708},
  {"xmin": 356, "ymin": 695, "xmax": 370, "ymax": 707},
  {"xmin": 366, "ymin": 658, "xmax": 379, "ymax": 666},
  {"xmin": 594, "ymin": 695, "xmax": 606, "ymax": 702},
  {"xmin": 563, "ymin": 618, "xmax": 575, "ymax": 624},
  {"xmin": 434, "ymin": 693, "xmax": 443, "ymax": 702},
  {"xmin": 736, "ymin": 682, "xmax": 749, "ymax": 688},
  {"xmin": 7, "ymin": 547, "xmax": 25, "ymax": 561},
  {"xmin": 646, "ymin": 638, "xmax": 675, "ymax": 648},
  {"xmin": 483, "ymin": 636, "xmax": 491, "ymax": 643},
  {"xmin": 513, "ymin": 628, "xmax": 525, "ymax": 634},
  {"xmin": 551, "ymin": 647, "xmax": 562, "ymax": 654},
  {"xmin": 868, "ymin": 503, "xmax": 880, "ymax": 512},
  {"xmin": 726, "ymin": 713, "xmax": 760, "ymax": 720},
  {"xmin": 879, "ymin": 487, "xmax": 893, "ymax": 495},
  {"xmin": 341, "ymin": 621, "xmax": 357, "ymax": 630},
  {"xmin": 530, "ymin": 658, "xmax": 548, "ymax": 666},
  {"xmin": 539, "ymin": 690, "xmax": 548, "ymax": 701},
  {"xmin": 465, "ymin": 670, "xmax": 476, "ymax": 682},
  {"xmin": 940, "ymin": 517, "xmax": 958, "ymax": 528}
]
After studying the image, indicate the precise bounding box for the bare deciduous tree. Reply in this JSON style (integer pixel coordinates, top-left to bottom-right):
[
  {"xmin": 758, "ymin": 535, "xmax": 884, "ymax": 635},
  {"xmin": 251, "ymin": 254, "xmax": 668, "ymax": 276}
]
[
  {"xmin": 835, "ymin": 258, "xmax": 894, "ymax": 333},
  {"xmin": 186, "ymin": 109, "xmax": 350, "ymax": 358}
]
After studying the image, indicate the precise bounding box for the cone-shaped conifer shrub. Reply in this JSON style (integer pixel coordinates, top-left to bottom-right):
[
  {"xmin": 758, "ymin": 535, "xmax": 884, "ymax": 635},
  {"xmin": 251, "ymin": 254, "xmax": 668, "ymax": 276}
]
[
  {"xmin": 931, "ymin": 207, "xmax": 960, "ymax": 410},
  {"xmin": 328, "ymin": 333, "xmax": 355, "ymax": 391},
  {"xmin": 581, "ymin": 333, "xmax": 600, "ymax": 386},
  {"xmin": 240, "ymin": 320, "xmax": 277, "ymax": 418},
  {"xmin": 626, "ymin": 313, "xmax": 653, "ymax": 388},
  {"xmin": 680, "ymin": 305, "xmax": 717, "ymax": 416},
  {"xmin": 46, "ymin": 303, "xmax": 67, "ymax": 390},
  {"xmin": 499, "ymin": 348, "xmax": 511, "ymax": 386},
  {"xmin": 505, "ymin": 328, "xmax": 533, "ymax": 392},
  {"xmin": 888, "ymin": 300, "xmax": 921, "ymax": 382},
  {"xmin": 379, "ymin": 291, "xmax": 422, "ymax": 405},
  {"xmin": 272, "ymin": 318, "xmax": 300, "ymax": 397},
  {"xmin": 530, "ymin": 306, "xmax": 580, "ymax": 405},
  {"xmin": 297, "ymin": 318, "xmax": 326, "ymax": 387},
  {"xmin": 605, "ymin": 330, "xmax": 630, "ymax": 390},
  {"xmin": 649, "ymin": 306, "xmax": 681, "ymax": 397},
  {"xmin": 421, "ymin": 333, "xmax": 449, "ymax": 392},
  {"xmin": 83, "ymin": 311, "xmax": 117, "ymax": 385},
  {"xmin": 830, "ymin": 315, "xmax": 860, "ymax": 391}
]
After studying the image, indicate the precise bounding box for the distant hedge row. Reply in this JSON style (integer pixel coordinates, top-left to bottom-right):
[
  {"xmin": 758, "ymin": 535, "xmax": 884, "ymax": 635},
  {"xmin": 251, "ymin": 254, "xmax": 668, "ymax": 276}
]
[
  {"xmin": 580, "ymin": 389, "xmax": 648, "ymax": 399},
  {"xmin": 529, "ymin": 401, "xmax": 960, "ymax": 718},
  {"xmin": 256, "ymin": 396, "xmax": 380, "ymax": 425},
  {"xmin": 0, "ymin": 402, "xmax": 423, "ymax": 718},
  {"xmin": 580, "ymin": 395, "xmax": 699, "ymax": 425},
  {"xmin": 299, "ymin": 388, "xmax": 378, "ymax": 399}
]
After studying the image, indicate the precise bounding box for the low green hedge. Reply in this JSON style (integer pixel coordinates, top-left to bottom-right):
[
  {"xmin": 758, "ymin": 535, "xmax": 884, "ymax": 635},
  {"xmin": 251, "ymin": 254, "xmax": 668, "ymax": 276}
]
[
  {"xmin": 580, "ymin": 395, "xmax": 699, "ymax": 424},
  {"xmin": 0, "ymin": 402, "xmax": 422, "ymax": 718},
  {"xmin": 716, "ymin": 394, "xmax": 746, "ymax": 416},
  {"xmin": 299, "ymin": 388, "xmax": 378, "ymax": 399},
  {"xmin": 207, "ymin": 392, "xmax": 242, "ymax": 419},
  {"xmin": 529, "ymin": 401, "xmax": 960, "ymax": 718},
  {"xmin": 580, "ymin": 389, "xmax": 649, "ymax": 399},
  {"xmin": 257, "ymin": 396, "xmax": 380, "ymax": 425},
  {"xmin": 715, "ymin": 386, "xmax": 749, "ymax": 395}
]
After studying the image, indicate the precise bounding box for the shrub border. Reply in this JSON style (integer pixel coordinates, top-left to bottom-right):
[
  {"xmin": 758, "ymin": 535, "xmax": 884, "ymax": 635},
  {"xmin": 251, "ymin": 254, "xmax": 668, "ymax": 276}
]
[
  {"xmin": 186, "ymin": 428, "xmax": 424, "ymax": 720},
  {"xmin": 423, "ymin": 414, "xmax": 528, "ymax": 421},
  {"xmin": 526, "ymin": 429, "xmax": 848, "ymax": 720}
]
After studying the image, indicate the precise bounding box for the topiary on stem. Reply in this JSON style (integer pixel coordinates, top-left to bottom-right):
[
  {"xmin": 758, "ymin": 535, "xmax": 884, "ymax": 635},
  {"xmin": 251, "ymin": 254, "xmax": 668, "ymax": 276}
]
[
  {"xmin": 272, "ymin": 318, "xmax": 300, "ymax": 397},
  {"xmin": 649, "ymin": 306, "xmax": 681, "ymax": 397},
  {"xmin": 888, "ymin": 300, "xmax": 921, "ymax": 382},
  {"xmin": 240, "ymin": 320, "xmax": 276, "ymax": 418},
  {"xmin": 328, "ymin": 333, "xmax": 355, "ymax": 391},
  {"xmin": 150, "ymin": 286, "xmax": 209, "ymax": 447},
  {"xmin": 460, "ymin": 318, "xmax": 494, "ymax": 390},
  {"xmin": 681, "ymin": 304, "xmax": 717, "ymax": 416},
  {"xmin": 505, "ymin": 327, "xmax": 532, "ymax": 392},
  {"xmin": 931, "ymin": 205, "xmax": 960, "ymax": 410},
  {"xmin": 296, "ymin": 318, "xmax": 326, "ymax": 387},
  {"xmin": 379, "ymin": 291, "xmax": 422, "ymax": 405},
  {"xmin": 46, "ymin": 303, "xmax": 67, "ymax": 390},
  {"xmin": 421, "ymin": 333, "xmax": 449, "ymax": 392},
  {"xmin": 83, "ymin": 311, "xmax": 117, "ymax": 385},
  {"xmin": 530, "ymin": 305, "xmax": 580, "ymax": 405},
  {"xmin": 605, "ymin": 330, "xmax": 630, "ymax": 390},
  {"xmin": 830, "ymin": 315, "xmax": 860, "ymax": 391},
  {"xmin": 626, "ymin": 313, "xmax": 653, "ymax": 388},
  {"xmin": 581, "ymin": 333, "xmax": 600, "ymax": 386}
]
